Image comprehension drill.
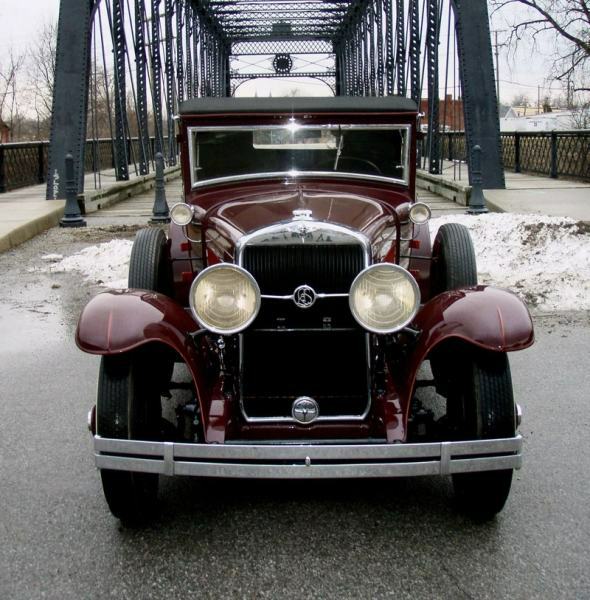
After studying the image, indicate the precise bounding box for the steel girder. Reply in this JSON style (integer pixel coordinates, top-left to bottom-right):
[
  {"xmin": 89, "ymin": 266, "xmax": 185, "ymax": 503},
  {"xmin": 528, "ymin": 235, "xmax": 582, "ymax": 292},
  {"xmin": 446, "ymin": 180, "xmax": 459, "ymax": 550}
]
[
  {"xmin": 165, "ymin": 0, "xmax": 177, "ymax": 163},
  {"xmin": 451, "ymin": 0, "xmax": 505, "ymax": 188},
  {"xmin": 47, "ymin": 0, "xmax": 94, "ymax": 199},
  {"xmin": 112, "ymin": 0, "xmax": 129, "ymax": 181},
  {"xmin": 426, "ymin": 0, "xmax": 440, "ymax": 174},
  {"xmin": 135, "ymin": 0, "xmax": 150, "ymax": 175}
]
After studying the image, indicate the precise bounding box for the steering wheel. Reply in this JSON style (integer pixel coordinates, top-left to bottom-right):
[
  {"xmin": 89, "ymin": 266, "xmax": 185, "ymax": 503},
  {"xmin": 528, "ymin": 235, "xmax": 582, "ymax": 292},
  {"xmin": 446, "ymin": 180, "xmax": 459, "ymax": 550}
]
[{"xmin": 333, "ymin": 156, "xmax": 383, "ymax": 175}]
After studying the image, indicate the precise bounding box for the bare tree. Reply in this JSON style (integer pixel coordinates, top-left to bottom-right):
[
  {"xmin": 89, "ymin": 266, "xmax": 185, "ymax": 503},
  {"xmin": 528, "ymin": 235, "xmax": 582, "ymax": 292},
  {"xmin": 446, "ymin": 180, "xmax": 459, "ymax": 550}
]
[
  {"xmin": 490, "ymin": 0, "xmax": 590, "ymax": 90},
  {"xmin": 0, "ymin": 50, "xmax": 26, "ymax": 139},
  {"xmin": 30, "ymin": 21, "xmax": 58, "ymax": 136}
]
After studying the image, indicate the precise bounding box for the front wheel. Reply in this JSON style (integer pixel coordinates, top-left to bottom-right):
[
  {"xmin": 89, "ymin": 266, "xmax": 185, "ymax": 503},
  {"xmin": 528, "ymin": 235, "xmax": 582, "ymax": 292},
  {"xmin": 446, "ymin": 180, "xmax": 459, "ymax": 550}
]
[
  {"xmin": 97, "ymin": 354, "xmax": 162, "ymax": 526},
  {"xmin": 447, "ymin": 349, "xmax": 517, "ymax": 519},
  {"xmin": 430, "ymin": 222, "xmax": 477, "ymax": 297}
]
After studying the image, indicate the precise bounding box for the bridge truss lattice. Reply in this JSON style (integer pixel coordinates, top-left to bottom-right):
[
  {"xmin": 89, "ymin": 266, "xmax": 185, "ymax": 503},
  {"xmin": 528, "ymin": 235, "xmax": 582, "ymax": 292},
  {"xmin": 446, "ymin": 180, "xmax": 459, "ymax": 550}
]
[{"xmin": 48, "ymin": 0, "xmax": 504, "ymax": 199}]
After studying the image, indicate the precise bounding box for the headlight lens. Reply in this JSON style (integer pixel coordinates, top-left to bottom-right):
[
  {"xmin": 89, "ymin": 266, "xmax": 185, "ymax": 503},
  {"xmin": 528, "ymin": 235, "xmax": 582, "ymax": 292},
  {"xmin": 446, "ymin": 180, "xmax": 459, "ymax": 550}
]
[
  {"xmin": 170, "ymin": 202, "xmax": 194, "ymax": 226},
  {"xmin": 189, "ymin": 264, "xmax": 260, "ymax": 334},
  {"xmin": 349, "ymin": 264, "xmax": 420, "ymax": 333},
  {"xmin": 409, "ymin": 202, "xmax": 431, "ymax": 225}
]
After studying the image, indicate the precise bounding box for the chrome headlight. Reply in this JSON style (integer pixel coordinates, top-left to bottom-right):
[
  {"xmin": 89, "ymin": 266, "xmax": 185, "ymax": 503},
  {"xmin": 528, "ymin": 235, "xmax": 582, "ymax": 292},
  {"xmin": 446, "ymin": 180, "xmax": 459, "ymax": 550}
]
[
  {"xmin": 189, "ymin": 264, "xmax": 260, "ymax": 334},
  {"xmin": 349, "ymin": 264, "xmax": 420, "ymax": 334},
  {"xmin": 409, "ymin": 202, "xmax": 431, "ymax": 225},
  {"xmin": 170, "ymin": 202, "xmax": 194, "ymax": 226}
]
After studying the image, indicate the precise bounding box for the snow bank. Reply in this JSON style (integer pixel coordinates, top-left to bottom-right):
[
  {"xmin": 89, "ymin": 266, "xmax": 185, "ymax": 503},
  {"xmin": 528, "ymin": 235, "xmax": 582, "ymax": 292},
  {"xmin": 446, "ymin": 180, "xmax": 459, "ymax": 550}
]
[
  {"xmin": 45, "ymin": 239, "xmax": 132, "ymax": 289},
  {"xmin": 44, "ymin": 213, "xmax": 590, "ymax": 311},
  {"xmin": 430, "ymin": 213, "xmax": 590, "ymax": 311}
]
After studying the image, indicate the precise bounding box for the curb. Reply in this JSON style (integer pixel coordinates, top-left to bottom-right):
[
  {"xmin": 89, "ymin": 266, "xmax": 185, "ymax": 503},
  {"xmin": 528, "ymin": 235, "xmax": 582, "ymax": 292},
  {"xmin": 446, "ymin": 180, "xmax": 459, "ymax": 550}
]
[
  {"xmin": 0, "ymin": 201, "xmax": 65, "ymax": 253},
  {"xmin": 417, "ymin": 170, "xmax": 471, "ymax": 206},
  {"xmin": 0, "ymin": 166, "xmax": 181, "ymax": 254},
  {"xmin": 81, "ymin": 166, "xmax": 181, "ymax": 214}
]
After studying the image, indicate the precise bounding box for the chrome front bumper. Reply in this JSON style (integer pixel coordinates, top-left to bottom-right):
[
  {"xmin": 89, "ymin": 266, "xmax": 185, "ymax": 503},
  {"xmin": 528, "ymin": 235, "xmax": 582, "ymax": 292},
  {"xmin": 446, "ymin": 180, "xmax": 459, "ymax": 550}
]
[{"xmin": 94, "ymin": 435, "xmax": 522, "ymax": 479}]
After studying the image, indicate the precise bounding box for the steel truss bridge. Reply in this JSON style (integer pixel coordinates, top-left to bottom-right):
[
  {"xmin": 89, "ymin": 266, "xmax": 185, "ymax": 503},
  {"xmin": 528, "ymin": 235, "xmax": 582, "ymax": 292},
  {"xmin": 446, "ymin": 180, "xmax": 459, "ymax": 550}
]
[{"xmin": 48, "ymin": 0, "xmax": 504, "ymax": 200}]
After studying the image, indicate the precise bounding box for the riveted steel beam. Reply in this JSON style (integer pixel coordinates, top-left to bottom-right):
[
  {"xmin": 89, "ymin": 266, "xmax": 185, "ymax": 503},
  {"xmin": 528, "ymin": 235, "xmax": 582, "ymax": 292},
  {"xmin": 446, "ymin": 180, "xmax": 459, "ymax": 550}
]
[
  {"xmin": 426, "ymin": 0, "xmax": 440, "ymax": 174},
  {"xmin": 111, "ymin": 0, "xmax": 129, "ymax": 180},
  {"xmin": 395, "ymin": 0, "xmax": 405, "ymax": 96},
  {"xmin": 164, "ymin": 0, "xmax": 176, "ymax": 164},
  {"xmin": 176, "ymin": 0, "xmax": 185, "ymax": 104},
  {"xmin": 451, "ymin": 0, "xmax": 505, "ymax": 188},
  {"xmin": 47, "ymin": 0, "xmax": 94, "ymax": 199},
  {"xmin": 135, "ymin": 0, "xmax": 150, "ymax": 175},
  {"xmin": 151, "ymin": 0, "xmax": 165, "ymax": 156},
  {"xmin": 409, "ymin": 0, "xmax": 420, "ymax": 105}
]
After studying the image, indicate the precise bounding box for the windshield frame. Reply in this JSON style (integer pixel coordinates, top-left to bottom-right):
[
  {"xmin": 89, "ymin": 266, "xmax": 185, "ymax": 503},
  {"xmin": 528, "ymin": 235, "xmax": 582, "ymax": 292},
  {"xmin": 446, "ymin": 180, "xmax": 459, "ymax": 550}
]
[{"xmin": 187, "ymin": 123, "xmax": 411, "ymax": 189}]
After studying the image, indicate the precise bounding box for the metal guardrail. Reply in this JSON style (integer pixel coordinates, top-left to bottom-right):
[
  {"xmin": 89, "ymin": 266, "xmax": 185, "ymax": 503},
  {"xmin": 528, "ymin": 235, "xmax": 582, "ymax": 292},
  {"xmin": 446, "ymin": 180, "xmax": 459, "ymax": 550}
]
[
  {"xmin": 439, "ymin": 130, "xmax": 590, "ymax": 182},
  {"xmin": 0, "ymin": 137, "xmax": 173, "ymax": 193}
]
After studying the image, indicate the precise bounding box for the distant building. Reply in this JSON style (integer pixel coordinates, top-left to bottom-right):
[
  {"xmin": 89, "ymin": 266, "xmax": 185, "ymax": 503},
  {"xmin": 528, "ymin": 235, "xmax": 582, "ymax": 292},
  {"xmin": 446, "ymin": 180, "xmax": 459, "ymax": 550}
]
[
  {"xmin": 0, "ymin": 119, "xmax": 10, "ymax": 143},
  {"xmin": 419, "ymin": 95, "xmax": 465, "ymax": 131},
  {"xmin": 508, "ymin": 105, "xmax": 544, "ymax": 118},
  {"xmin": 500, "ymin": 110, "xmax": 579, "ymax": 132}
]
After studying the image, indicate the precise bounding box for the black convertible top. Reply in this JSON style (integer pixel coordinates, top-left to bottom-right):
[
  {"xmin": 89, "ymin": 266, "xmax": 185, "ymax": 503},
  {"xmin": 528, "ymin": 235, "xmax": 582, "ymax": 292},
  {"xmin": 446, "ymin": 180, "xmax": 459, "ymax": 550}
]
[{"xmin": 179, "ymin": 96, "xmax": 418, "ymax": 115}]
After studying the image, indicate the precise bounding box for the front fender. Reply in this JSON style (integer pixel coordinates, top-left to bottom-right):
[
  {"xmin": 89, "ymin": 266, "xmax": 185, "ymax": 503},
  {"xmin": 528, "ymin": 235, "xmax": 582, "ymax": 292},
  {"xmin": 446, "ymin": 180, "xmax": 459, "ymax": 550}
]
[
  {"xmin": 76, "ymin": 290, "xmax": 228, "ymax": 444},
  {"xmin": 413, "ymin": 285, "xmax": 534, "ymax": 356},
  {"xmin": 391, "ymin": 286, "xmax": 534, "ymax": 440},
  {"xmin": 76, "ymin": 290, "xmax": 198, "ymax": 355}
]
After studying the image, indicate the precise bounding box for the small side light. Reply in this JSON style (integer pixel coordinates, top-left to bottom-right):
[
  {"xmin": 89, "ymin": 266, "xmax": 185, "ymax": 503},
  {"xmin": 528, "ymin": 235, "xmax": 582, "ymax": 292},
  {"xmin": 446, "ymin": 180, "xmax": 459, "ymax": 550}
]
[
  {"xmin": 171, "ymin": 203, "xmax": 195, "ymax": 226},
  {"xmin": 409, "ymin": 202, "xmax": 431, "ymax": 225}
]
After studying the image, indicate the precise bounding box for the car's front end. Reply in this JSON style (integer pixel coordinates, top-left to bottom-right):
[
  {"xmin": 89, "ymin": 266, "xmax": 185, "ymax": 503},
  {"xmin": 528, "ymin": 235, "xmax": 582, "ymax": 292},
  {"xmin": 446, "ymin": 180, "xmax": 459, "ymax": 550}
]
[{"xmin": 77, "ymin": 97, "xmax": 533, "ymax": 523}]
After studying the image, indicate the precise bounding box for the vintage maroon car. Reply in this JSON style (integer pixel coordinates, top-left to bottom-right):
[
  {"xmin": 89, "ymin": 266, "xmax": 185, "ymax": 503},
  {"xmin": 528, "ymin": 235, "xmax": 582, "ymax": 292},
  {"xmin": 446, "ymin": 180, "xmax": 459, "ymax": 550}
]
[{"xmin": 77, "ymin": 97, "xmax": 534, "ymax": 524}]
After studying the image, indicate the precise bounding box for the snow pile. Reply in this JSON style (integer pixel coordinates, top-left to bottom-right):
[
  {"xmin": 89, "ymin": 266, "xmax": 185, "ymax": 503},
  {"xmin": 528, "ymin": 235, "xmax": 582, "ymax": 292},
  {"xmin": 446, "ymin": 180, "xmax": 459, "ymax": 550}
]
[
  {"xmin": 430, "ymin": 213, "xmax": 590, "ymax": 311},
  {"xmin": 45, "ymin": 239, "xmax": 133, "ymax": 289},
  {"xmin": 43, "ymin": 214, "xmax": 590, "ymax": 311}
]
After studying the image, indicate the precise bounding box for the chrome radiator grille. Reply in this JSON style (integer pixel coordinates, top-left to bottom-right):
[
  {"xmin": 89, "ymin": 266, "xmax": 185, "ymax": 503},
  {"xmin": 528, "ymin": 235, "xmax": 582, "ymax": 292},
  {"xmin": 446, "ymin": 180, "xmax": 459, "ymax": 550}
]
[
  {"xmin": 242, "ymin": 244, "xmax": 365, "ymax": 295},
  {"xmin": 240, "ymin": 242, "xmax": 369, "ymax": 423}
]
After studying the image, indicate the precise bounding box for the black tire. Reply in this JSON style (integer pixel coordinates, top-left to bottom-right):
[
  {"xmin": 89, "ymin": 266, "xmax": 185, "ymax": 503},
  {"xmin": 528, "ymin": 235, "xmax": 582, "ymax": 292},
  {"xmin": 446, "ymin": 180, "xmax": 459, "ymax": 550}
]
[
  {"xmin": 128, "ymin": 227, "xmax": 172, "ymax": 297},
  {"xmin": 431, "ymin": 223, "xmax": 477, "ymax": 297},
  {"xmin": 97, "ymin": 354, "xmax": 161, "ymax": 526},
  {"xmin": 448, "ymin": 350, "xmax": 516, "ymax": 519},
  {"xmin": 128, "ymin": 227, "xmax": 174, "ymax": 390}
]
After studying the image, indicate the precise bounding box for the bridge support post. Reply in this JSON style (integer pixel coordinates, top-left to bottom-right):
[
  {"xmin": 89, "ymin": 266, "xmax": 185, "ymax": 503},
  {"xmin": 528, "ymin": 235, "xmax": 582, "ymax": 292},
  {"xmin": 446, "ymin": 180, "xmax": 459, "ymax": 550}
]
[
  {"xmin": 47, "ymin": 0, "xmax": 94, "ymax": 199},
  {"xmin": 60, "ymin": 153, "xmax": 87, "ymax": 227},
  {"xmin": 150, "ymin": 153, "xmax": 170, "ymax": 224},
  {"xmin": 466, "ymin": 146, "xmax": 489, "ymax": 214},
  {"xmin": 452, "ymin": 0, "xmax": 505, "ymax": 189}
]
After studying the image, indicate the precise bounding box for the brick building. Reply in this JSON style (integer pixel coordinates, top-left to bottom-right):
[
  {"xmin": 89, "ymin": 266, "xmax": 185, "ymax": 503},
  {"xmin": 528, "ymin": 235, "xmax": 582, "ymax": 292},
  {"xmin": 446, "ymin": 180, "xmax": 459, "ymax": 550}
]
[{"xmin": 419, "ymin": 95, "xmax": 465, "ymax": 131}]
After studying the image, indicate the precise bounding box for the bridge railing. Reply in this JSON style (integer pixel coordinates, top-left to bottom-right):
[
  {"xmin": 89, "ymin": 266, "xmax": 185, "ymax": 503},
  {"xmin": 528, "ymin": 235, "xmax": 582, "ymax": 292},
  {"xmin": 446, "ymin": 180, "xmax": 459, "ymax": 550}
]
[
  {"xmin": 436, "ymin": 130, "xmax": 590, "ymax": 182},
  {"xmin": 0, "ymin": 137, "xmax": 173, "ymax": 193}
]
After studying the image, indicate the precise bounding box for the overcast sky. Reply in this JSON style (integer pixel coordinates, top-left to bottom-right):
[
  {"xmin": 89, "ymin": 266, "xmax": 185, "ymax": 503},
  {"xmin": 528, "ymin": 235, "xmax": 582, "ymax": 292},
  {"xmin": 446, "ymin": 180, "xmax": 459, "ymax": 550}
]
[{"xmin": 0, "ymin": 0, "xmax": 566, "ymax": 104}]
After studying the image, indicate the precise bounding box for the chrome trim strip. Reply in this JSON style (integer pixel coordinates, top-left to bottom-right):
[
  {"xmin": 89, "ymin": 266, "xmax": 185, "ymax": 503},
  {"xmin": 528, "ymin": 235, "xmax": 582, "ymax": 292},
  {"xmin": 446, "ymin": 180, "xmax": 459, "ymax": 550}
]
[
  {"xmin": 235, "ymin": 220, "xmax": 372, "ymax": 263},
  {"xmin": 261, "ymin": 292, "xmax": 349, "ymax": 301},
  {"xmin": 94, "ymin": 435, "xmax": 523, "ymax": 479},
  {"xmin": 187, "ymin": 124, "xmax": 411, "ymax": 189}
]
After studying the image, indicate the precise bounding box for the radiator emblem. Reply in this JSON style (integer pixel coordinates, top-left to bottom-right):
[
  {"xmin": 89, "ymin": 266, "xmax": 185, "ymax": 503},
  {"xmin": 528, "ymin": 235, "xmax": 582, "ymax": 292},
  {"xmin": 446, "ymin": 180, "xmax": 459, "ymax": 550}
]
[
  {"xmin": 293, "ymin": 285, "xmax": 316, "ymax": 309},
  {"xmin": 292, "ymin": 397, "xmax": 319, "ymax": 424}
]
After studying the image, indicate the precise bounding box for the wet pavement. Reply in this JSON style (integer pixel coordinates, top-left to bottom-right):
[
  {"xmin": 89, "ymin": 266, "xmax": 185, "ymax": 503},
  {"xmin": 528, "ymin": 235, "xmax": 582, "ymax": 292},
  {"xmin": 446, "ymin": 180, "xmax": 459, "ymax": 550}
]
[{"xmin": 0, "ymin": 224, "xmax": 589, "ymax": 599}]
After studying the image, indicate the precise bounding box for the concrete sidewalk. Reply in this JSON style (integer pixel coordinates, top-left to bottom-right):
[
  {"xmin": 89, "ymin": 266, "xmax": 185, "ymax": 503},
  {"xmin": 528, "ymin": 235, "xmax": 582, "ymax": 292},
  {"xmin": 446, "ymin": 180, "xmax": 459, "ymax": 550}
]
[
  {"xmin": 0, "ymin": 166, "xmax": 180, "ymax": 253},
  {"xmin": 417, "ymin": 161, "xmax": 590, "ymax": 223}
]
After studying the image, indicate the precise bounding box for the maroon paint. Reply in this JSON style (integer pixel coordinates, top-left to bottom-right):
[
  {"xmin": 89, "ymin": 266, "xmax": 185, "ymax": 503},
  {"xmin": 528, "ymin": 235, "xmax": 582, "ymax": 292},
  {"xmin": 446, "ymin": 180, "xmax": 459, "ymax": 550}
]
[
  {"xmin": 388, "ymin": 285, "xmax": 535, "ymax": 441},
  {"xmin": 75, "ymin": 290, "xmax": 226, "ymax": 443},
  {"xmin": 77, "ymin": 107, "xmax": 535, "ymax": 445}
]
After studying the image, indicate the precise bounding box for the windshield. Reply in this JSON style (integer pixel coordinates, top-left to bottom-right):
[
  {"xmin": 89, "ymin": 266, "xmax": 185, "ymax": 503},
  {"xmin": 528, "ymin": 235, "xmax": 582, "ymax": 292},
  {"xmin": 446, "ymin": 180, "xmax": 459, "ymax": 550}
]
[{"xmin": 189, "ymin": 124, "xmax": 409, "ymax": 186}]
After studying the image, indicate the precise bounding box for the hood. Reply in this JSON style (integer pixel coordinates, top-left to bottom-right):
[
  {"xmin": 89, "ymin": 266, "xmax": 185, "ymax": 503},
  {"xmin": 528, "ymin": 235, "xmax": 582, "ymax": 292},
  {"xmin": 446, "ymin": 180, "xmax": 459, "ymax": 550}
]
[{"xmin": 203, "ymin": 188, "xmax": 396, "ymax": 245}]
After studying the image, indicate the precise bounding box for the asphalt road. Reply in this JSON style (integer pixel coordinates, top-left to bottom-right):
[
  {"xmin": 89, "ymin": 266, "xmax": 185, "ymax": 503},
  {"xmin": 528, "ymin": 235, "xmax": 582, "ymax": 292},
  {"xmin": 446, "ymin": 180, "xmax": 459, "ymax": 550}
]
[{"xmin": 0, "ymin": 225, "xmax": 588, "ymax": 600}]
